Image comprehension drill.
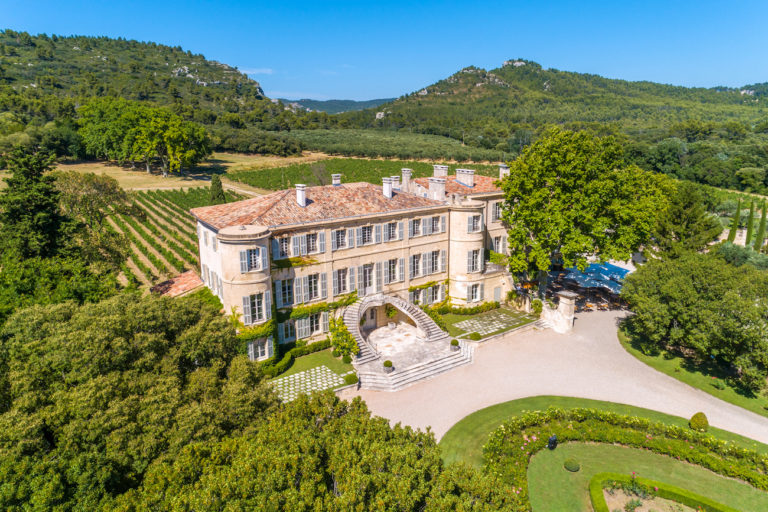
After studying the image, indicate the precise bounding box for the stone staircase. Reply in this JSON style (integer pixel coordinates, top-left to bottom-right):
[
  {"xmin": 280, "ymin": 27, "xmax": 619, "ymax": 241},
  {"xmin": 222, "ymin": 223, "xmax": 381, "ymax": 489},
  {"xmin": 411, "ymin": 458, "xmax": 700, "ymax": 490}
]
[
  {"xmin": 342, "ymin": 301, "xmax": 379, "ymax": 365},
  {"xmin": 356, "ymin": 342, "xmax": 474, "ymax": 391},
  {"xmin": 387, "ymin": 295, "xmax": 451, "ymax": 345}
]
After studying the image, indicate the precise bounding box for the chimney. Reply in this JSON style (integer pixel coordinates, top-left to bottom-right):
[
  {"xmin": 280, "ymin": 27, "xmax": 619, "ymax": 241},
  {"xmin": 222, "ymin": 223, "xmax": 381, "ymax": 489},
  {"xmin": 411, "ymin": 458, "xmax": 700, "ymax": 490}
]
[
  {"xmin": 296, "ymin": 184, "xmax": 307, "ymax": 207},
  {"xmin": 401, "ymin": 168, "xmax": 412, "ymax": 192},
  {"xmin": 499, "ymin": 164, "xmax": 510, "ymax": 180},
  {"xmin": 332, "ymin": 174, "xmax": 341, "ymax": 186},
  {"xmin": 433, "ymin": 164, "xmax": 448, "ymax": 177},
  {"xmin": 428, "ymin": 177, "xmax": 446, "ymax": 201},
  {"xmin": 390, "ymin": 175, "xmax": 400, "ymax": 189},
  {"xmin": 382, "ymin": 177, "xmax": 393, "ymax": 199},
  {"xmin": 456, "ymin": 168, "xmax": 475, "ymax": 188}
]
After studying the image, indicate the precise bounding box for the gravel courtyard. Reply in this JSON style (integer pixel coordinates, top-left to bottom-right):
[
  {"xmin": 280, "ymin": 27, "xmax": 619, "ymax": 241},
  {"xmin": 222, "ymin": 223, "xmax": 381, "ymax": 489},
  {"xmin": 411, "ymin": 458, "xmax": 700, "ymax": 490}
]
[{"xmin": 339, "ymin": 310, "xmax": 768, "ymax": 443}]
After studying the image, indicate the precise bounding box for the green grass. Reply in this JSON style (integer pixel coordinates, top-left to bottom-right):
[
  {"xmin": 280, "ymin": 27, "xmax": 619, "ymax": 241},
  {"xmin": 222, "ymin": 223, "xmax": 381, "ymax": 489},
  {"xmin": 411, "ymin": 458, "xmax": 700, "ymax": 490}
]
[
  {"xmin": 618, "ymin": 329, "xmax": 768, "ymax": 420},
  {"xmin": 527, "ymin": 443, "xmax": 768, "ymax": 512},
  {"xmin": 438, "ymin": 396, "xmax": 768, "ymax": 468},
  {"xmin": 440, "ymin": 308, "xmax": 536, "ymax": 338},
  {"xmin": 279, "ymin": 349, "xmax": 353, "ymax": 379}
]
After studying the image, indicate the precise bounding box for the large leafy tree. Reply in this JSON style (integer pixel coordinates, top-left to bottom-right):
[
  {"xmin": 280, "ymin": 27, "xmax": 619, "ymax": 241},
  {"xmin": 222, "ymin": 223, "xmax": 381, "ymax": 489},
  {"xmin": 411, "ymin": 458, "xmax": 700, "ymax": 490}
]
[
  {"xmin": 651, "ymin": 180, "xmax": 722, "ymax": 257},
  {"xmin": 499, "ymin": 127, "xmax": 673, "ymax": 277},
  {"xmin": 0, "ymin": 293, "xmax": 278, "ymax": 510}
]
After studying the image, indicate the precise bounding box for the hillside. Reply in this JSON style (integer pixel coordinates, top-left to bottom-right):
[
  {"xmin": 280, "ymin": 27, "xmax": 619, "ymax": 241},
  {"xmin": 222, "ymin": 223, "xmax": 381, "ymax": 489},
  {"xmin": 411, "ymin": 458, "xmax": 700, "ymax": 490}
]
[{"xmin": 279, "ymin": 98, "xmax": 395, "ymax": 114}]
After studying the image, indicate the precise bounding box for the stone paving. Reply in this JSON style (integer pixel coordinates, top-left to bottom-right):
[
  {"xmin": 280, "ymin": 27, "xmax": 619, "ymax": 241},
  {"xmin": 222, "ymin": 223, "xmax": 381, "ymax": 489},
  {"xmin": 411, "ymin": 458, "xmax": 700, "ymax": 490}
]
[
  {"xmin": 272, "ymin": 365, "xmax": 352, "ymax": 402},
  {"xmin": 453, "ymin": 309, "xmax": 533, "ymax": 337}
]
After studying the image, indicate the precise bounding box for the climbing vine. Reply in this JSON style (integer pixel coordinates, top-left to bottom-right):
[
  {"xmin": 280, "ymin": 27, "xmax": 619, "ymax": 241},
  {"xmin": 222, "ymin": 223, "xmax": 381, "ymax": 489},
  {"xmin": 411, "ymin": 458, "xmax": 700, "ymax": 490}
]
[
  {"xmin": 328, "ymin": 316, "xmax": 359, "ymax": 356},
  {"xmin": 277, "ymin": 291, "xmax": 359, "ymax": 322}
]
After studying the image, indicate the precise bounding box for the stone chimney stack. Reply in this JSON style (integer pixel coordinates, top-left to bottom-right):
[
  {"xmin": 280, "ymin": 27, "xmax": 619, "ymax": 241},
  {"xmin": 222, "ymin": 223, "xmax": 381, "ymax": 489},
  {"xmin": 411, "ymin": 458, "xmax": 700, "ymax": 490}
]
[
  {"xmin": 390, "ymin": 175, "xmax": 400, "ymax": 189},
  {"xmin": 433, "ymin": 164, "xmax": 449, "ymax": 177},
  {"xmin": 296, "ymin": 184, "xmax": 307, "ymax": 207},
  {"xmin": 456, "ymin": 168, "xmax": 475, "ymax": 188},
  {"xmin": 401, "ymin": 168, "xmax": 412, "ymax": 192},
  {"xmin": 428, "ymin": 177, "xmax": 446, "ymax": 201},
  {"xmin": 499, "ymin": 164, "xmax": 510, "ymax": 180},
  {"xmin": 382, "ymin": 177, "xmax": 393, "ymax": 199},
  {"xmin": 332, "ymin": 174, "xmax": 341, "ymax": 186}
]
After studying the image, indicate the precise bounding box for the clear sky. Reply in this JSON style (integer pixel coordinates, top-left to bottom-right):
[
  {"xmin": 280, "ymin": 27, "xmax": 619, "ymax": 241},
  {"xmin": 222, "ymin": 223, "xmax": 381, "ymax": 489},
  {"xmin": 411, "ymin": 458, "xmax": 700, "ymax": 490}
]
[{"xmin": 4, "ymin": 0, "xmax": 768, "ymax": 100}]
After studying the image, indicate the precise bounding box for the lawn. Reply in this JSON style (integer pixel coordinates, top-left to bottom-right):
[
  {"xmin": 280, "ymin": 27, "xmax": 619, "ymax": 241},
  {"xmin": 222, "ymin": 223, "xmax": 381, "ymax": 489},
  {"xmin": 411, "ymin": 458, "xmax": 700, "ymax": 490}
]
[
  {"xmin": 279, "ymin": 349, "xmax": 353, "ymax": 379},
  {"xmin": 527, "ymin": 443, "xmax": 768, "ymax": 512},
  {"xmin": 618, "ymin": 328, "xmax": 768, "ymax": 420},
  {"xmin": 438, "ymin": 395, "xmax": 768, "ymax": 468},
  {"xmin": 440, "ymin": 307, "xmax": 536, "ymax": 338}
]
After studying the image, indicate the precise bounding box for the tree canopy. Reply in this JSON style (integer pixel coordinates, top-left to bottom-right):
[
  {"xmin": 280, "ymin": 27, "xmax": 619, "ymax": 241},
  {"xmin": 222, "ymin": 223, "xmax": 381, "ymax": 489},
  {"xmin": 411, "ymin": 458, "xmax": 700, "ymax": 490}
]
[{"xmin": 499, "ymin": 127, "xmax": 673, "ymax": 275}]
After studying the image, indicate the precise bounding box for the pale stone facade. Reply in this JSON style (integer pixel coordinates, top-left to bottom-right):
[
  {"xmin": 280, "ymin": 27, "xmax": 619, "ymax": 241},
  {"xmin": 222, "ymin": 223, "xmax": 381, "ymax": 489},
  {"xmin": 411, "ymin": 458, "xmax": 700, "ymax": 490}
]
[{"xmin": 191, "ymin": 165, "xmax": 513, "ymax": 361}]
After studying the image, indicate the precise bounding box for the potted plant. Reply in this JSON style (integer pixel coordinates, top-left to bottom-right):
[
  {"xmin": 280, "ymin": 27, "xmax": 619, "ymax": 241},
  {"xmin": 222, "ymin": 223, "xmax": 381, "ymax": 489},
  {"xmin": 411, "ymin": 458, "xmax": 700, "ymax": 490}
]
[
  {"xmin": 383, "ymin": 360, "xmax": 394, "ymax": 373},
  {"xmin": 450, "ymin": 339, "xmax": 460, "ymax": 352}
]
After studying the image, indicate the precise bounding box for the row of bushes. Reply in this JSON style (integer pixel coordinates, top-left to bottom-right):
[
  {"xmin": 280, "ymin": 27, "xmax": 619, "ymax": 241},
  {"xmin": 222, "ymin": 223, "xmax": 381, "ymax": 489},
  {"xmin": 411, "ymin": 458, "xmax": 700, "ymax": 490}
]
[
  {"xmin": 260, "ymin": 338, "xmax": 332, "ymax": 379},
  {"xmin": 590, "ymin": 472, "xmax": 738, "ymax": 512},
  {"xmin": 130, "ymin": 203, "xmax": 198, "ymax": 266},
  {"xmin": 420, "ymin": 305, "xmax": 448, "ymax": 331},
  {"xmin": 134, "ymin": 194, "xmax": 199, "ymax": 251},
  {"xmin": 111, "ymin": 214, "xmax": 170, "ymax": 275},
  {"xmin": 482, "ymin": 407, "xmax": 768, "ymax": 510},
  {"xmin": 432, "ymin": 301, "xmax": 500, "ymax": 315}
]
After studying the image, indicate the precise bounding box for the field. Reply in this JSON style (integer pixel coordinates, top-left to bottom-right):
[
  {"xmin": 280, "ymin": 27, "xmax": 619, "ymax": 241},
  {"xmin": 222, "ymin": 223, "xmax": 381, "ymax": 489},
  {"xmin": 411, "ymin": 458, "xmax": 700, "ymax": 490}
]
[
  {"xmin": 288, "ymin": 129, "xmax": 505, "ymax": 162},
  {"xmin": 108, "ymin": 187, "xmax": 240, "ymax": 287},
  {"xmin": 227, "ymin": 157, "xmax": 501, "ymax": 191}
]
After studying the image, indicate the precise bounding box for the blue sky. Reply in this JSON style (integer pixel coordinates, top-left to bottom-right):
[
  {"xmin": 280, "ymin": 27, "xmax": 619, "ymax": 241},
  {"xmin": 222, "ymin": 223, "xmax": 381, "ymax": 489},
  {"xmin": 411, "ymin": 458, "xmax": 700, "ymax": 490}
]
[{"xmin": 4, "ymin": 0, "xmax": 768, "ymax": 100}]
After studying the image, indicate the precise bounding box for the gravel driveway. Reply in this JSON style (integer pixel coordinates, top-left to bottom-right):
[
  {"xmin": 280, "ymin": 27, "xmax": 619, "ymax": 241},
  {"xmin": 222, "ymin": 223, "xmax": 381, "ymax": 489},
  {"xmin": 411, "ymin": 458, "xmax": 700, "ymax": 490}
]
[{"xmin": 338, "ymin": 310, "xmax": 768, "ymax": 443}]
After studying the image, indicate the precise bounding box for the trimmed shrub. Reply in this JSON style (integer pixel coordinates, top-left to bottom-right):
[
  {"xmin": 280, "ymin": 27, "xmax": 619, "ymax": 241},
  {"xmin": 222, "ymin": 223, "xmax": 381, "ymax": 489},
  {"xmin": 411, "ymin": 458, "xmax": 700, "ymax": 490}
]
[
  {"xmin": 344, "ymin": 373, "xmax": 358, "ymax": 385},
  {"xmin": 689, "ymin": 412, "xmax": 709, "ymax": 432},
  {"xmin": 433, "ymin": 301, "xmax": 500, "ymax": 316},
  {"xmin": 469, "ymin": 332, "xmax": 482, "ymax": 341},
  {"xmin": 342, "ymin": 354, "xmax": 352, "ymax": 364},
  {"xmin": 563, "ymin": 458, "xmax": 580, "ymax": 472},
  {"xmin": 383, "ymin": 360, "xmax": 393, "ymax": 368},
  {"xmin": 450, "ymin": 339, "xmax": 459, "ymax": 347},
  {"xmin": 260, "ymin": 339, "xmax": 331, "ymax": 378},
  {"xmin": 332, "ymin": 349, "xmax": 341, "ymax": 357},
  {"xmin": 531, "ymin": 298, "xmax": 543, "ymax": 317}
]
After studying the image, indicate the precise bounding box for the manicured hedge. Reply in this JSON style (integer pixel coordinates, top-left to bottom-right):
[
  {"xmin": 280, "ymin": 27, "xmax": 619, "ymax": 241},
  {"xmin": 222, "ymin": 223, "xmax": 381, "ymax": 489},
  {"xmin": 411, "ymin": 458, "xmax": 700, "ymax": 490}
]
[
  {"xmin": 260, "ymin": 338, "xmax": 332, "ymax": 379},
  {"xmin": 589, "ymin": 472, "xmax": 740, "ymax": 512},
  {"xmin": 420, "ymin": 305, "xmax": 448, "ymax": 331},
  {"xmin": 432, "ymin": 301, "xmax": 500, "ymax": 315},
  {"xmin": 482, "ymin": 408, "xmax": 768, "ymax": 511}
]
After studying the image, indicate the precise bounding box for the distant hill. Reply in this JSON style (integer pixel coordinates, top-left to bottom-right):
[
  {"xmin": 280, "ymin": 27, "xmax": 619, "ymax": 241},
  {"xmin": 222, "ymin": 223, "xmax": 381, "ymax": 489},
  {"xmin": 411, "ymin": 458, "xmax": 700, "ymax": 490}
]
[{"xmin": 278, "ymin": 98, "xmax": 395, "ymax": 114}]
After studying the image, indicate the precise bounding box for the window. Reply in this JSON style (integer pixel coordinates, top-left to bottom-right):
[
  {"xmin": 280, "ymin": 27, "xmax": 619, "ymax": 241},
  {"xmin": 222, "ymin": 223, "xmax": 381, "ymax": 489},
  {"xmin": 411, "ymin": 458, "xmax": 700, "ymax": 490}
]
[
  {"xmin": 469, "ymin": 284, "xmax": 480, "ymax": 302},
  {"xmin": 492, "ymin": 202, "xmax": 502, "ymax": 222},
  {"xmin": 361, "ymin": 263, "xmax": 374, "ymax": 292},
  {"xmin": 335, "ymin": 268, "xmax": 348, "ymax": 294},
  {"xmin": 361, "ymin": 225, "xmax": 373, "ymax": 244},
  {"xmin": 307, "ymin": 274, "xmax": 319, "ymax": 300},
  {"xmin": 431, "ymin": 216, "xmax": 440, "ymax": 233},
  {"xmin": 247, "ymin": 248, "xmax": 261, "ymax": 271},
  {"xmin": 429, "ymin": 250, "xmax": 439, "ymax": 274},
  {"xmin": 309, "ymin": 313, "xmax": 321, "ymax": 334},
  {"xmin": 203, "ymin": 231, "xmax": 209, "ymax": 246},
  {"xmin": 248, "ymin": 339, "xmax": 268, "ymax": 360},
  {"xmin": 468, "ymin": 249, "xmax": 480, "ymax": 273},
  {"xmin": 281, "ymin": 280, "xmax": 293, "ymax": 305},
  {"xmin": 279, "ymin": 237, "xmax": 290, "ymax": 258},
  {"xmin": 411, "ymin": 219, "xmax": 421, "ymax": 237},
  {"xmin": 410, "ymin": 253, "xmax": 421, "ymax": 279},
  {"xmin": 386, "ymin": 259, "xmax": 397, "ymax": 284},
  {"xmin": 306, "ymin": 233, "xmax": 318, "ymax": 253},
  {"xmin": 283, "ymin": 320, "xmax": 295, "ymax": 341},
  {"xmin": 369, "ymin": 309, "xmax": 376, "ymax": 321},
  {"xmin": 250, "ymin": 293, "xmax": 264, "ymax": 322},
  {"xmin": 385, "ymin": 222, "xmax": 397, "ymax": 241},
  {"xmin": 425, "ymin": 284, "xmax": 441, "ymax": 305},
  {"xmin": 469, "ymin": 215, "xmax": 482, "ymax": 232},
  {"xmin": 335, "ymin": 229, "xmax": 346, "ymax": 249}
]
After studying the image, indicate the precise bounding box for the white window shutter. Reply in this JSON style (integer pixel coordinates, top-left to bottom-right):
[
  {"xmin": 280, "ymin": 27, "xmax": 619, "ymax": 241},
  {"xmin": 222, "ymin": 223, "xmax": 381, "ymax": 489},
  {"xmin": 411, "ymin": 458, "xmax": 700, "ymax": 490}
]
[
  {"xmin": 467, "ymin": 216, "xmax": 472, "ymax": 233},
  {"xmin": 349, "ymin": 266, "xmax": 356, "ymax": 291},
  {"xmin": 441, "ymin": 250, "xmax": 446, "ymax": 272},
  {"xmin": 320, "ymin": 273, "xmax": 327, "ymax": 299},
  {"xmin": 264, "ymin": 290, "xmax": 272, "ymax": 320},
  {"xmin": 375, "ymin": 262, "xmax": 382, "ymax": 293},
  {"xmin": 383, "ymin": 262, "xmax": 390, "ymax": 284},
  {"xmin": 347, "ymin": 228, "xmax": 355, "ymax": 248},
  {"xmin": 375, "ymin": 224, "xmax": 382, "ymax": 243},
  {"xmin": 278, "ymin": 322, "xmax": 285, "ymax": 343},
  {"xmin": 398, "ymin": 221, "xmax": 404, "ymax": 240},
  {"xmin": 294, "ymin": 277, "xmax": 303, "ymax": 304},
  {"xmin": 466, "ymin": 286, "xmax": 472, "ymax": 303},
  {"xmin": 247, "ymin": 341, "xmax": 256, "ymax": 361},
  {"xmin": 383, "ymin": 225, "xmax": 389, "ymax": 242},
  {"xmin": 502, "ymin": 235, "xmax": 507, "ymax": 254},
  {"xmin": 356, "ymin": 227, "xmax": 363, "ymax": 246},
  {"xmin": 260, "ymin": 247, "xmax": 268, "ymax": 270},
  {"xmin": 399, "ymin": 258, "xmax": 405, "ymax": 282},
  {"xmin": 441, "ymin": 215, "xmax": 446, "ymax": 233},
  {"xmin": 408, "ymin": 220, "xmax": 414, "ymax": 238},
  {"xmin": 291, "ymin": 236, "xmax": 300, "ymax": 257},
  {"xmin": 303, "ymin": 276, "xmax": 310, "ymax": 302},
  {"xmin": 321, "ymin": 311, "xmax": 329, "ymax": 332},
  {"xmin": 332, "ymin": 270, "xmax": 338, "ymax": 296},
  {"xmin": 440, "ymin": 283, "xmax": 445, "ymax": 302},
  {"xmin": 239, "ymin": 251, "xmax": 248, "ymax": 273},
  {"xmin": 480, "ymin": 214, "xmax": 484, "ymax": 231},
  {"xmin": 480, "ymin": 248, "xmax": 485, "ymax": 273},
  {"xmin": 331, "ymin": 230, "xmax": 338, "ymax": 251},
  {"xmin": 297, "ymin": 318, "xmax": 308, "ymax": 339},
  {"xmin": 275, "ymin": 280, "xmax": 283, "ymax": 307},
  {"xmin": 422, "ymin": 217, "xmax": 428, "ymax": 236},
  {"xmin": 480, "ymin": 283, "xmax": 485, "ymax": 301},
  {"xmin": 242, "ymin": 296, "xmax": 252, "ymax": 325},
  {"xmin": 467, "ymin": 250, "xmax": 473, "ymax": 273},
  {"xmin": 318, "ymin": 231, "xmax": 326, "ymax": 253},
  {"xmin": 409, "ymin": 291, "xmax": 415, "ymax": 303},
  {"xmin": 409, "ymin": 256, "xmax": 414, "ymax": 279},
  {"xmin": 271, "ymin": 238, "xmax": 280, "ymax": 260},
  {"xmin": 300, "ymin": 235, "xmax": 307, "ymax": 256}
]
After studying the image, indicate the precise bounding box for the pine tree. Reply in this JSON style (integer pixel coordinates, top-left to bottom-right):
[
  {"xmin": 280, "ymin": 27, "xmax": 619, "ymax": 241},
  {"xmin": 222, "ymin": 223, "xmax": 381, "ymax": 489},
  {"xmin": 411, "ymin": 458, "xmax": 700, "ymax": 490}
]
[
  {"xmin": 210, "ymin": 174, "xmax": 226, "ymax": 205},
  {"xmin": 754, "ymin": 201, "xmax": 767, "ymax": 251},
  {"xmin": 727, "ymin": 198, "xmax": 741, "ymax": 243},
  {"xmin": 745, "ymin": 200, "xmax": 755, "ymax": 246}
]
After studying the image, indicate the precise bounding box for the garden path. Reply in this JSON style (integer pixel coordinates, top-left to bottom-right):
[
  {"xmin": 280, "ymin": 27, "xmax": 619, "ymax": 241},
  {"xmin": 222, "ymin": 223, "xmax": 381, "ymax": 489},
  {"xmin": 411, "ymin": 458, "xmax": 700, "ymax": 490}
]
[{"xmin": 339, "ymin": 310, "xmax": 768, "ymax": 443}]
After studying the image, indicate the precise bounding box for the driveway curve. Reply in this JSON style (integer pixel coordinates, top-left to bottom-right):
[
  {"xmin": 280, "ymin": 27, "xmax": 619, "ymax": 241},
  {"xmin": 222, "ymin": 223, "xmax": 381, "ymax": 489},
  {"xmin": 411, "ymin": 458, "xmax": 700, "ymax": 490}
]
[{"xmin": 338, "ymin": 310, "xmax": 768, "ymax": 443}]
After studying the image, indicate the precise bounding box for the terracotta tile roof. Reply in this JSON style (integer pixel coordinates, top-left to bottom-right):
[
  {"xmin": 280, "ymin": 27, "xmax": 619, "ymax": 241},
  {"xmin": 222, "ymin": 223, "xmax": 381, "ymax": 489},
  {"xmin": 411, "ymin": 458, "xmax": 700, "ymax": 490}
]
[
  {"xmin": 151, "ymin": 270, "xmax": 203, "ymax": 297},
  {"xmin": 190, "ymin": 182, "xmax": 445, "ymax": 230},
  {"xmin": 413, "ymin": 175, "xmax": 501, "ymax": 195}
]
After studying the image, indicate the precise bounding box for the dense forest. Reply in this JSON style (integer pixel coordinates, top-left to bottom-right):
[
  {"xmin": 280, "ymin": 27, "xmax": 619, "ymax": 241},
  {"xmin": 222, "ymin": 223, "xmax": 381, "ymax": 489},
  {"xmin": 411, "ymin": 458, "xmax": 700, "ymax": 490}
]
[{"xmin": 278, "ymin": 97, "xmax": 394, "ymax": 114}]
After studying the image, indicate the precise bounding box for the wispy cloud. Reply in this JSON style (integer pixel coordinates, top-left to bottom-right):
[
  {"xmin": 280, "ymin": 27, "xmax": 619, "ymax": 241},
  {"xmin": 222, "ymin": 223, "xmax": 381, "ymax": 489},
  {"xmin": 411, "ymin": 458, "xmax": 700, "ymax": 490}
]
[{"xmin": 241, "ymin": 67, "xmax": 274, "ymax": 75}]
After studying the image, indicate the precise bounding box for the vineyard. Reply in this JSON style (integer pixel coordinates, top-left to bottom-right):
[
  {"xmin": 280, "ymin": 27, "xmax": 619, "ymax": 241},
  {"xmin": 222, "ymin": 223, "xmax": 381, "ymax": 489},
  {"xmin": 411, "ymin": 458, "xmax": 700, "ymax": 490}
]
[
  {"xmin": 109, "ymin": 187, "xmax": 241, "ymax": 287},
  {"xmin": 227, "ymin": 157, "xmax": 501, "ymax": 191}
]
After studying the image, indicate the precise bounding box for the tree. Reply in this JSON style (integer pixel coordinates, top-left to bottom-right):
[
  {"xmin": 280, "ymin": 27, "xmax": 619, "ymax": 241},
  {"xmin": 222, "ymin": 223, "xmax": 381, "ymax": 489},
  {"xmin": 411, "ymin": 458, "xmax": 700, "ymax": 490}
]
[
  {"xmin": 651, "ymin": 181, "xmax": 722, "ymax": 257},
  {"xmin": 209, "ymin": 174, "xmax": 226, "ymax": 204},
  {"xmin": 745, "ymin": 200, "xmax": 756, "ymax": 245},
  {"xmin": 499, "ymin": 127, "xmax": 672, "ymax": 280},
  {"xmin": 0, "ymin": 293, "xmax": 278, "ymax": 510},
  {"xmin": 726, "ymin": 198, "xmax": 741, "ymax": 243},
  {"xmin": 754, "ymin": 201, "xmax": 767, "ymax": 251},
  {"xmin": 0, "ymin": 147, "xmax": 63, "ymax": 258}
]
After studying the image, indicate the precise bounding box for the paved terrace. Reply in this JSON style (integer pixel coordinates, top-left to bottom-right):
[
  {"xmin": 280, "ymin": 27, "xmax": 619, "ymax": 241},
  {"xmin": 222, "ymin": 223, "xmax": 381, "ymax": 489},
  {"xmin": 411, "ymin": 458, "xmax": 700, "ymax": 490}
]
[{"xmin": 339, "ymin": 310, "xmax": 768, "ymax": 444}]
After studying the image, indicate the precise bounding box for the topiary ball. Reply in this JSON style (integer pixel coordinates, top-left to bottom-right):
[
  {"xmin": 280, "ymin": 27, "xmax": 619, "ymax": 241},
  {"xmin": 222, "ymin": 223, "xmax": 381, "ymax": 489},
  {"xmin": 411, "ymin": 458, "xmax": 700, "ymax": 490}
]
[
  {"xmin": 450, "ymin": 339, "xmax": 459, "ymax": 346},
  {"xmin": 342, "ymin": 354, "xmax": 352, "ymax": 364},
  {"xmin": 344, "ymin": 373, "xmax": 358, "ymax": 385},
  {"xmin": 383, "ymin": 360, "xmax": 393, "ymax": 368},
  {"xmin": 469, "ymin": 332, "xmax": 482, "ymax": 341},
  {"xmin": 563, "ymin": 458, "xmax": 580, "ymax": 472},
  {"xmin": 689, "ymin": 412, "xmax": 709, "ymax": 432}
]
